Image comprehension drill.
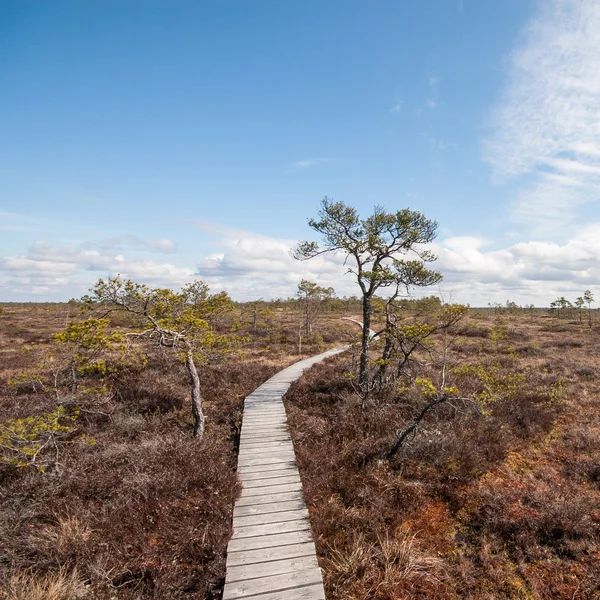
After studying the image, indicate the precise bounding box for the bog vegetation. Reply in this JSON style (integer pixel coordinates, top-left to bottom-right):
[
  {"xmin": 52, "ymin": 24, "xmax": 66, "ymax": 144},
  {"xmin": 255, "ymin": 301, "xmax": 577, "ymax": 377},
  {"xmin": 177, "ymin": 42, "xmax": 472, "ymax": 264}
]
[{"xmin": 1, "ymin": 203, "xmax": 599, "ymax": 599}]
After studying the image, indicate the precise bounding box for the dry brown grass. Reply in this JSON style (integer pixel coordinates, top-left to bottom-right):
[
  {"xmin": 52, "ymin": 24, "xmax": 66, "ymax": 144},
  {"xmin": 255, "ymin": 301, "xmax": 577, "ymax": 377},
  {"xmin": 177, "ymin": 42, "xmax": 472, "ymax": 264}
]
[
  {"xmin": 0, "ymin": 567, "xmax": 87, "ymax": 600},
  {"xmin": 326, "ymin": 531, "xmax": 444, "ymax": 600}
]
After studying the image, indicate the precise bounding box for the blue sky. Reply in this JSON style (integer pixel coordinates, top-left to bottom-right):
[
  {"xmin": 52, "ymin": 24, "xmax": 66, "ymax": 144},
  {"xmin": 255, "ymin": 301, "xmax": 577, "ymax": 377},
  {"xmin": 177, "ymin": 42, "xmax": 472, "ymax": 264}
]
[{"xmin": 2, "ymin": 0, "xmax": 600, "ymax": 305}]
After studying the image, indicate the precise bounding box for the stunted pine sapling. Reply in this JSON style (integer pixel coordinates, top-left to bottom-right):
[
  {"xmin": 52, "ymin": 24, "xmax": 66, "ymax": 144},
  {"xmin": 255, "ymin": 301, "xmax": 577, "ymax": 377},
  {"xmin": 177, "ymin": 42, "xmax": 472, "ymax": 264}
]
[
  {"xmin": 0, "ymin": 407, "xmax": 80, "ymax": 472},
  {"xmin": 294, "ymin": 198, "xmax": 440, "ymax": 394},
  {"xmin": 296, "ymin": 279, "xmax": 335, "ymax": 337},
  {"xmin": 386, "ymin": 304, "xmax": 468, "ymax": 458},
  {"xmin": 83, "ymin": 277, "xmax": 236, "ymax": 439},
  {"xmin": 584, "ymin": 289, "xmax": 594, "ymax": 327}
]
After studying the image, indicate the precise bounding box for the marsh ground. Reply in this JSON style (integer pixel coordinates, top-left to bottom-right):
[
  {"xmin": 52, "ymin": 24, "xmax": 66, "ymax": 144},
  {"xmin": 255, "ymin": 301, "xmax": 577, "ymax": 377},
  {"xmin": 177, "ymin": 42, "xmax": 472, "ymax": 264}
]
[
  {"xmin": 285, "ymin": 310, "xmax": 600, "ymax": 599},
  {"xmin": 0, "ymin": 303, "xmax": 599, "ymax": 599},
  {"xmin": 0, "ymin": 302, "xmax": 350, "ymax": 599}
]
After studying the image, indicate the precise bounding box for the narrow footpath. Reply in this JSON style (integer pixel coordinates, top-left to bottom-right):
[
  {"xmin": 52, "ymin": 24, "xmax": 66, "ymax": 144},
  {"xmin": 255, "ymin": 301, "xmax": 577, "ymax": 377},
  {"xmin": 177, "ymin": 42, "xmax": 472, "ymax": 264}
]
[{"xmin": 222, "ymin": 347, "xmax": 347, "ymax": 600}]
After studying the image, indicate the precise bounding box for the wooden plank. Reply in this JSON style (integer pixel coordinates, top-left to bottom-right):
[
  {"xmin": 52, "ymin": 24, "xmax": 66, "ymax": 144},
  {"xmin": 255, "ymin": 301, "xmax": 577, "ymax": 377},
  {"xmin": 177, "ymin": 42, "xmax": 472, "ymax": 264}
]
[
  {"xmin": 238, "ymin": 452, "xmax": 296, "ymax": 467},
  {"xmin": 244, "ymin": 401, "xmax": 283, "ymax": 406},
  {"xmin": 238, "ymin": 449, "xmax": 295, "ymax": 458},
  {"xmin": 227, "ymin": 541, "xmax": 317, "ymax": 567},
  {"xmin": 239, "ymin": 436, "xmax": 290, "ymax": 444},
  {"xmin": 227, "ymin": 529, "xmax": 314, "ymax": 553},
  {"xmin": 239, "ymin": 438, "xmax": 291, "ymax": 447},
  {"xmin": 233, "ymin": 499, "xmax": 306, "ymax": 517},
  {"xmin": 235, "ymin": 490, "xmax": 305, "ymax": 507},
  {"xmin": 242, "ymin": 474, "xmax": 301, "ymax": 489},
  {"xmin": 239, "ymin": 436, "xmax": 291, "ymax": 445},
  {"xmin": 237, "ymin": 454, "xmax": 296, "ymax": 466},
  {"xmin": 238, "ymin": 453, "xmax": 295, "ymax": 461},
  {"xmin": 238, "ymin": 467, "xmax": 298, "ymax": 482},
  {"xmin": 226, "ymin": 554, "xmax": 319, "ymax": 583},
  {"xmin": 242, "ymin": 417, "xmax": 287, "ymax": 424},
  {"xmin": 239, "ymin": 445, "xmax": 296, "ymax": 455},
  {"xmin": 240, "ymin": 439, "xmax": 291, "ymax": 447},
  {"xmin": 239, "ymin": 440, "xmax": 294, "ymax": 449},
  {"xmin": 234, "ymin": 508, "xmax": 309, "ymax": 527},
  {"xmin": 239, "ymin": 432, "xmax": 290, "ymax": 440},
  {"xmin": 241, "ymin": 471, "xmax": 300, "ymax": 484},
  {"xmin": 240, "ymin": 432, "xmax": 290, "ymax": 439},
  {"xmin": 231, "ymin": 518, "xmax": 309, "ymax": 540},
  {"xmin": 237, "ymin": 456, "xmax": 296, "ymax": 468},
  {"xmin": 241, "ymin": 433, "xmax": 290, "ymax": 440},
  {"xmin": 242, "ymin": 414, "xmax": 286, "ymax": 419},
  {"xmin": 243, "ymin": 415, "xmax": 286, "ymax": 420},
  {"xmin": 239, "ymin": 482, "xmax": 303, "ymax": 498},
  {"xmin": 240, "ymin": 427, "xmax": 288, "ymax": 435},
  {"xmin": 246, "ymin": 583, "xmax": 325, "ymax": 600},
  {"xmin": 222, "ymin": 568, "xmax": 324, "ymax": 599},
  {"xmin": 238, "ymin": 461, "xmax": 297, "ymax": 474}
]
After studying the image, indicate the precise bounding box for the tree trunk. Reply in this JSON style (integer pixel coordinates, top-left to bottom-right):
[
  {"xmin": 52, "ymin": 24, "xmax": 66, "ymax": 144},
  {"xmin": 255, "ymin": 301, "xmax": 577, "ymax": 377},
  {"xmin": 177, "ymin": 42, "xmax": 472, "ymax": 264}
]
[
  {"xmin": 396, "ymin": 349, "xmax": 414, "ymax": 378},
  {"xmin": 185, "ymin": 347, "xmax": 205, "ymax": 439},
  {"xmin": 376, "ymin": 306, "xmax": 394, "ymax": 387},
  {"xmin": 304, "ymin": 299, "xmax": 312, "ymax": 336},
  {"xmin": 359, "ymin": 294, "xmax": 372, "ymax": 391}
]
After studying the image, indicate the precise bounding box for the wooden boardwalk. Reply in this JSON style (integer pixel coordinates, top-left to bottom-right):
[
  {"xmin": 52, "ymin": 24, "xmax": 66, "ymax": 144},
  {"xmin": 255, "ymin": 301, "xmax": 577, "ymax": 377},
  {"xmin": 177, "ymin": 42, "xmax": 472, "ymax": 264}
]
[{"xmin": 223, "ymin": 347, "xmax": 346, "ymax": 600}]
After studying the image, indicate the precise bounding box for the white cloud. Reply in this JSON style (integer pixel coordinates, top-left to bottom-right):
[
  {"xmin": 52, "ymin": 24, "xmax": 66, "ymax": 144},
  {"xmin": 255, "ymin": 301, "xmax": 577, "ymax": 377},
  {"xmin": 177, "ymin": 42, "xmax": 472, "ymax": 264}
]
[
  {"xmin": 194, "ymin": 225, "xmax": 352, "ymax": 300},
  {"xmin": 0, "ymin": 238, "xmax": 194, "ymax": 300},
  {"xmin": 291, "ymin": 157, "xmax": 332, "ymax": 169},
  {"xmin": 81, "ymin": 234, "xmax": 177, "ymax": 254},
  {"xmin": 432, "ymin": 223, "xmax": 600, "ymax": 304},
  {"xmin": 193, "ymin": 224, "xmax": 600, "ymax": 305},
  {"xmin": 6, "ymin": 221, "xmax": 600, "ymax": 305},
  {"xmin": 485, "ymin": 0, "xmax": 600, "ymax": 226},
  {"xmin": 147, "ymin": 238, "xmax": 177, "ymax": 253}
]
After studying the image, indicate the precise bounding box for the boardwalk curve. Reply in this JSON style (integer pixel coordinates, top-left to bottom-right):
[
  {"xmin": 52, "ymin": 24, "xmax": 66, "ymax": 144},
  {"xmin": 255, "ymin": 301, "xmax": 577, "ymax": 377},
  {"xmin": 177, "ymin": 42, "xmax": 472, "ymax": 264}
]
[
  {"xmin": 223, "ymin": 347, "xmax": 347, "ymax": 600},
  {"xmin": 340, "ymin": 317, "xmax": 379, "ymax": 340}
]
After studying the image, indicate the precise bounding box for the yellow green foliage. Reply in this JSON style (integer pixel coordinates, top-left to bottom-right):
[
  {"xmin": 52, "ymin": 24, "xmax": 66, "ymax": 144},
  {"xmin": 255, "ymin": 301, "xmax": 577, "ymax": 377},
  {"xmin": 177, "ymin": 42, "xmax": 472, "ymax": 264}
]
[
  {"xmin": 398, "ymin": 379, "xmax": 461, "ymax": 400},
  {"xmin": 8, "ymin": 372, "xmax": 46, "ymax": 392},
  {"xmin": 53, "ymin": 318, "xmax": 123, "ymax": 351},
  {"xmin": 86, "ymin": 276, "xmax": 237, "ymax": 360},
  {"xmin": 488, "ymin": 319, "xmax": 508, "ymax": 348},
  {"xmin": 453, "ymin": 362, "xmax": 526, "ymax": 412},
  {"xmin": 0, "ymin": 406, "xmax": 79, "ymax": 471},
  {"xmin": 52, "ymin": 317, "xmax": 146, "ymax": 380},
  {"xmin": 415, "ymin": 377, "xmax": 437, "ymax": 398},
  {"xmin": 549, "ymin": 377, "xmax": 566, "ymax": 403},
  {"xmin": 442, "ymin": 385, "xmax": 460, "ymax": 396},
  {"xmin": 396, "ymin": 323, "xmax": 436, "ymax": 341}
]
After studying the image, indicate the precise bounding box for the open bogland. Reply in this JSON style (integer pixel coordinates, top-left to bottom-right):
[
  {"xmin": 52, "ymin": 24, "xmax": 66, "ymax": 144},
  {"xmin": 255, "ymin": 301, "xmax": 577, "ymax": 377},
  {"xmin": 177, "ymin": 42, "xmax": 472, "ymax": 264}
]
[
  {"xmin": 285, "ymin": 311, "xmax": 600, "ymax": 600},
  {"xmin": 0, "ymin": 302, "xmax": 351, "ymax": 599}
]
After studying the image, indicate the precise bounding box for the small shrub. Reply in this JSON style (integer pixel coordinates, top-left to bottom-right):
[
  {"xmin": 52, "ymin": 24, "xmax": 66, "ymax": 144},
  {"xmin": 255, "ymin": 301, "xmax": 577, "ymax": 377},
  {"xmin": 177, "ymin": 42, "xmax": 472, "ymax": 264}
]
[{"xmin": 0, "ymin": 407, "xmax": 80, "ymax": 471}]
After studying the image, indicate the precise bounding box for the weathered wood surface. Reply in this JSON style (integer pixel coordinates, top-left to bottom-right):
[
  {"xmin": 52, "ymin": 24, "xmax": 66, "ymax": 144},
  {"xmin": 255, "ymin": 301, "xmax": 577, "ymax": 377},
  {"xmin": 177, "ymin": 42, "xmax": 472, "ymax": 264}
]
[
  {"xmin": 340, "ymin": 317, "xmax": 379, "ymax": 340},
  {"xmin": 223, "ymin": 347, "xmax": 346, "ymax": 600}
]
